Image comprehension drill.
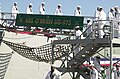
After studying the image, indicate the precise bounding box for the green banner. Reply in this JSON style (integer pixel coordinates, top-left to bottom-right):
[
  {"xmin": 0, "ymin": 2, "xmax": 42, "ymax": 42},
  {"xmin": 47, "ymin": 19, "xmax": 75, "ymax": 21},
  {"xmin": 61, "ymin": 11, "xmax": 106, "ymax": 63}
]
[{"xmin": 16, "ymin": 14, "xmax": 84, "ymax": 29}]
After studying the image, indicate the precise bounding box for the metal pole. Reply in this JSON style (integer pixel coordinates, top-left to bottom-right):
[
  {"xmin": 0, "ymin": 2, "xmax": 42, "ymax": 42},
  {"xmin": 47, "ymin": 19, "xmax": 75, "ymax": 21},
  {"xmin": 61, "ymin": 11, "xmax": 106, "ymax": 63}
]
[
  {"xmin": 92, "ymin": 21, "xmax": 95, "ymax": 39},
  {"xmin": 110, "ymin": 20, "xmax": 113, "ymax": 79},
  {"xmin": 110, "ymin": 36, "xmax": 113, "ymax": 79},
  {"xmin": 52, "ymin": 44, "xmax": 55, "ymax": 64}
]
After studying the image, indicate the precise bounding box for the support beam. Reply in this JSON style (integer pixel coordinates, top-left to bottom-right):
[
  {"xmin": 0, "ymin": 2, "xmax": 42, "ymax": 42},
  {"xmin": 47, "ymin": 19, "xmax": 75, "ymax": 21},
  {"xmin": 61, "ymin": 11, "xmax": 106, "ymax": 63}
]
[
  {"xmin": 53, "ymin": 38, "xmax": 110, "ymax": 45},
  {"xmin": 110, "ymin": 20, "xmax": 113, "ymax": 79},
  {"xmin": 52, "ymin": 44, "xmax": 55, "ymax": 64}
]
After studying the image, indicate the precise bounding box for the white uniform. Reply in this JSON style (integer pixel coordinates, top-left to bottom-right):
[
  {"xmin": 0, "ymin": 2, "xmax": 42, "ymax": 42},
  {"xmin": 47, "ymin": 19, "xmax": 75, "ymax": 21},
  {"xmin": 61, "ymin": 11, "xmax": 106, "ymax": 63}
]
[
  {"xmin": 93, "ymin": 57, "xmax": 101, "ymax": 79},
  {"xmin": 106, "ymin": 67, "xmax": 114, "ymax": 79},
  {"xmin": 74, "ymin": 28, "xmax": 83, "ymax": 55},
  {"xmin": 115, "ymin": 10, "xmax": 119, "ymax": 19},
  {"xmin": 90, "ymin": 67, "xmax": 98, "ymax": 79},
  {"xmin": 114, "ymin": 6, "xmax": 120, "ymax": 20},
  {"xmin": 114, "ymin": 6, "xmax": 120, "ymax": 38},
  {"xmin": 54, "ymin": 9, "xmax": 62, "ymax": 15},
  {"xmin": 74, "ymin": 10, "xmax": 81, "ymax": 16},
  {"xmin": 108, "ymin": 8, "xmax": 114, "ymax": 38},
  {"xmin": 75, "ymin": 29, "xmax": 83, "ymax": 39},
  {"xmin": 45, "ymin": 69, "xmax": 61, "ymax": 79},
  {"xmin": 114, "ymin": 70, "xmax": 118, "ymax": 79},
  {"xmin": 74, "ymin": 5, "xmax": 81, "ymax": 16},
  {"xmin": 86, "ymin": 21, "xmax": 92, "ymax": 36},
  {"xmin": 54, "ymin": 4, "xmax": 62, "ymax": 15},
  {"xmin": 39, "ymin": 2, "xmax": 45, "ymax": 15},
  {"xmin": 98, "ymin": 9, "xmax": 106, "ymax": 38},
  {"xmin": 11, "ymin": 3, "xmax": 19, "ymax": 19},
  {"xmin": 39, "ymin": 6, "xmax": 45, "ymax": 15},
  {"xmin": 26, "ymin": 7, "xmax": 33, "ymax": 14},
  {"xmin": 113, "ymin": 66, "xmax": 120, "ymax": 79},
  {"xmin": 108, "ymin": 11, "xmax": 114, "ymax": 20},
  {"xmin": 94, "ymin": 7, "xmax": 100, "ymax": 20},
  {"xmin": 76, "ymin": 30, "xmax": 82, "ymax": 37},
  {"xmin": 93, "ymin": 57, "xmax": 101, "ymax": 73},
  {"xmin": 94, "ymin": 10, "xmax": 99, "ymax": 18},
  {"xmin": 26, "ymin": 3, "xmax": 33, "ymax": 14}
]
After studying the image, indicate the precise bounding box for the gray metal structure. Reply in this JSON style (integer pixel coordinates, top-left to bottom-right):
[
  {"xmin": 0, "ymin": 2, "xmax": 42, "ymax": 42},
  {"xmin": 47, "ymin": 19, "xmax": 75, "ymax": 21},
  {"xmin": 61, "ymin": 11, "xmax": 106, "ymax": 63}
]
[
  {"xmin": 1, "ymin": 12, "xmax": 120, "ymax": 79},
  {"xmin": 52, "ymin": 19, "xmax": 120, "ymax": 79}
]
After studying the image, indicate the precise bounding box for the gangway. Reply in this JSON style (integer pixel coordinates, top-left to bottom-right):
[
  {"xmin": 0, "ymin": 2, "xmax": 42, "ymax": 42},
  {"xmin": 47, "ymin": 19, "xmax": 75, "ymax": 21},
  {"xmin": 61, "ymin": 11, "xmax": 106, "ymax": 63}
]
[
  {"xmin": 0, "ymin": 13, "xmax": 120, "ymax": 79},
  {"xmin": 52, "ymin": 19, "xmax": 120, "ymax": 79}
]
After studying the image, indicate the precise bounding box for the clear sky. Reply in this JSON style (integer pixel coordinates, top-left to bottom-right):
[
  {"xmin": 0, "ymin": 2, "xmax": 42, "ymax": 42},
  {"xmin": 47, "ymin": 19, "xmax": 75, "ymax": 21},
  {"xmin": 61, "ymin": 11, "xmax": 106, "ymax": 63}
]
[{"xmin": 1, "ymin": 0, "xmax": 120, "ymax": 16}]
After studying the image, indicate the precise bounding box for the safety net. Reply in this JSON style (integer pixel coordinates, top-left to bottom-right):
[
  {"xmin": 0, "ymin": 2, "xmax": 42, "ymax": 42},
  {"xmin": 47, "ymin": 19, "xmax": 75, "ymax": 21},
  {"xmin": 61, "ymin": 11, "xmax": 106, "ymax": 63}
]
[
  {"xmin": 0, "ymin": 53, "xmax": 13, "ymax": 79},
  {"xmin": 3, "ymin": 40, "xmax": 72, "ymax": 63}
]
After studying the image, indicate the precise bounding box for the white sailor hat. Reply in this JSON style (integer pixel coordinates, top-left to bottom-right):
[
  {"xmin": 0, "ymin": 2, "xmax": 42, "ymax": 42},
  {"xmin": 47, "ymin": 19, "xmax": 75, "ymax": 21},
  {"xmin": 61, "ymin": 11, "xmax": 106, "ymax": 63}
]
[
  {"xmin": 75, "ymin": 26, "xmax": 80, "ymax": 29},
  {"xmin": 99, "ymin": 6, "xmax": 103, "ymax": 9},
  {"xmin": 77, "ymin": 5, "xmax": 81, "ymax": 8},
  {"xmin": 87, "ymin": 18, "xmax": 91, "ymax": 21},
  {"xmin": 42, "ymin": 2, "xmax": 45, "ymax": 5},
  {"xmin": 29, "ymin": 3, "xmax": 33, "ymax": 6},
  {"xmin": 111, "ymin": 7, "xmax": 114, "ymax": 10},
  {"xmin": 14, "ymin": 2, "xmax": 17, "ymax": 5},
  {"xmin": 114, "ymin": 5, "xmax": 119, "ymax": 8},
  {"xmin": 96, "ymin": 6, "xmax": 101, "ymax": 9},
  {"xmin": 58, "ymin": 4, "xmax": 62, "ymax": 7}
]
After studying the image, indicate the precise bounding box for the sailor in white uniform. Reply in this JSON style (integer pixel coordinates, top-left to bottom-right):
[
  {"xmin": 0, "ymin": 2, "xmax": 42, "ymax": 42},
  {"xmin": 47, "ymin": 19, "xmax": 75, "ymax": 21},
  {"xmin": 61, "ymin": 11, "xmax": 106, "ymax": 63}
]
[
  {"xmin": 11, "ymin": 2, "xmax": 19, "ymax": 19},
  {"xmin": 74, "ymin": 26, "xmax": 83, "ymax": 55},
  {"xmin": 75, "ymin": 26, "xmax": 83, "ymax": 39},
  {"xmin": 106, "ymin": 67, "xmax": 114, "ymax": 79},
  {"xmin": 86, "ymin": 18, "xmax": 92, "ymax": 37},
  {"xmin": 90, "ymin": 65, "xmax": 98, "ymax": 79},
  {"xmin": 39, "ymin": 2, "xmax": 45, "ymax": 15},
  {"xmin": 26, "ymin": 3, "xmax": 33, "ymax": 14},
  {"xmin": 54, "ymin": 4, "xmax": 63, "ymax": 15},
  {"xmin": 94, "ymin": 6, "xmax": 100, "ymax": 20},
  {"xmin": 97, "ymin": 6, "xmax": 106, "ymax": 38},
  {"xmin": 45, "ymin": 66, "xmax": 61, "ymax": 79},
  {"xmin": 93, "ymin": 56, "xmax": 101, "ymax": 71},
  {"xmin": 108, "ymin": 7, "xmax": 114, "ymax": 20},
  {"xmin": 93, "ymin": 56, "xmax": 101, "ymax": 78},
  {"xmin": 54, "ymin": 4, "xmax": 63, "ymax": 32},
  {"xmin": 74, "ymin": 5, "xmax": 81, "ymax": 16},
  {"xmin": 114, "ymin": 6, "xmax": 120, "ymax": 20},
  {"xmin": 114, "ymin": 6, "xmax": 120, "ymax": 38}
]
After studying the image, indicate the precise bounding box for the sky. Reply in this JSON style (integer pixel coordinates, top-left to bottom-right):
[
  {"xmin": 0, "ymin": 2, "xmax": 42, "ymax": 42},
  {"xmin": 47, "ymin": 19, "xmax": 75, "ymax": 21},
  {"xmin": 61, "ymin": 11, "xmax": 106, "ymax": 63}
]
[{"xmin": 0, "ymin": 0, "xmax": 120, "ymax": 16}]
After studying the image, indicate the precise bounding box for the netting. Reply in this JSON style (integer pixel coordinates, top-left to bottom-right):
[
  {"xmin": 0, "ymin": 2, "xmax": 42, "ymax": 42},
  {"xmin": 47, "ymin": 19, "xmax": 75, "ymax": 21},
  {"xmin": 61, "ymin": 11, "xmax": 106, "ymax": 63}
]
[
  {"xmin": 3, "ymin": 40, "xmax": 72, "ymax": 63},
  {"xmin": 0, "ymin": 53, "xmax": 13, "ymax": 79}
]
